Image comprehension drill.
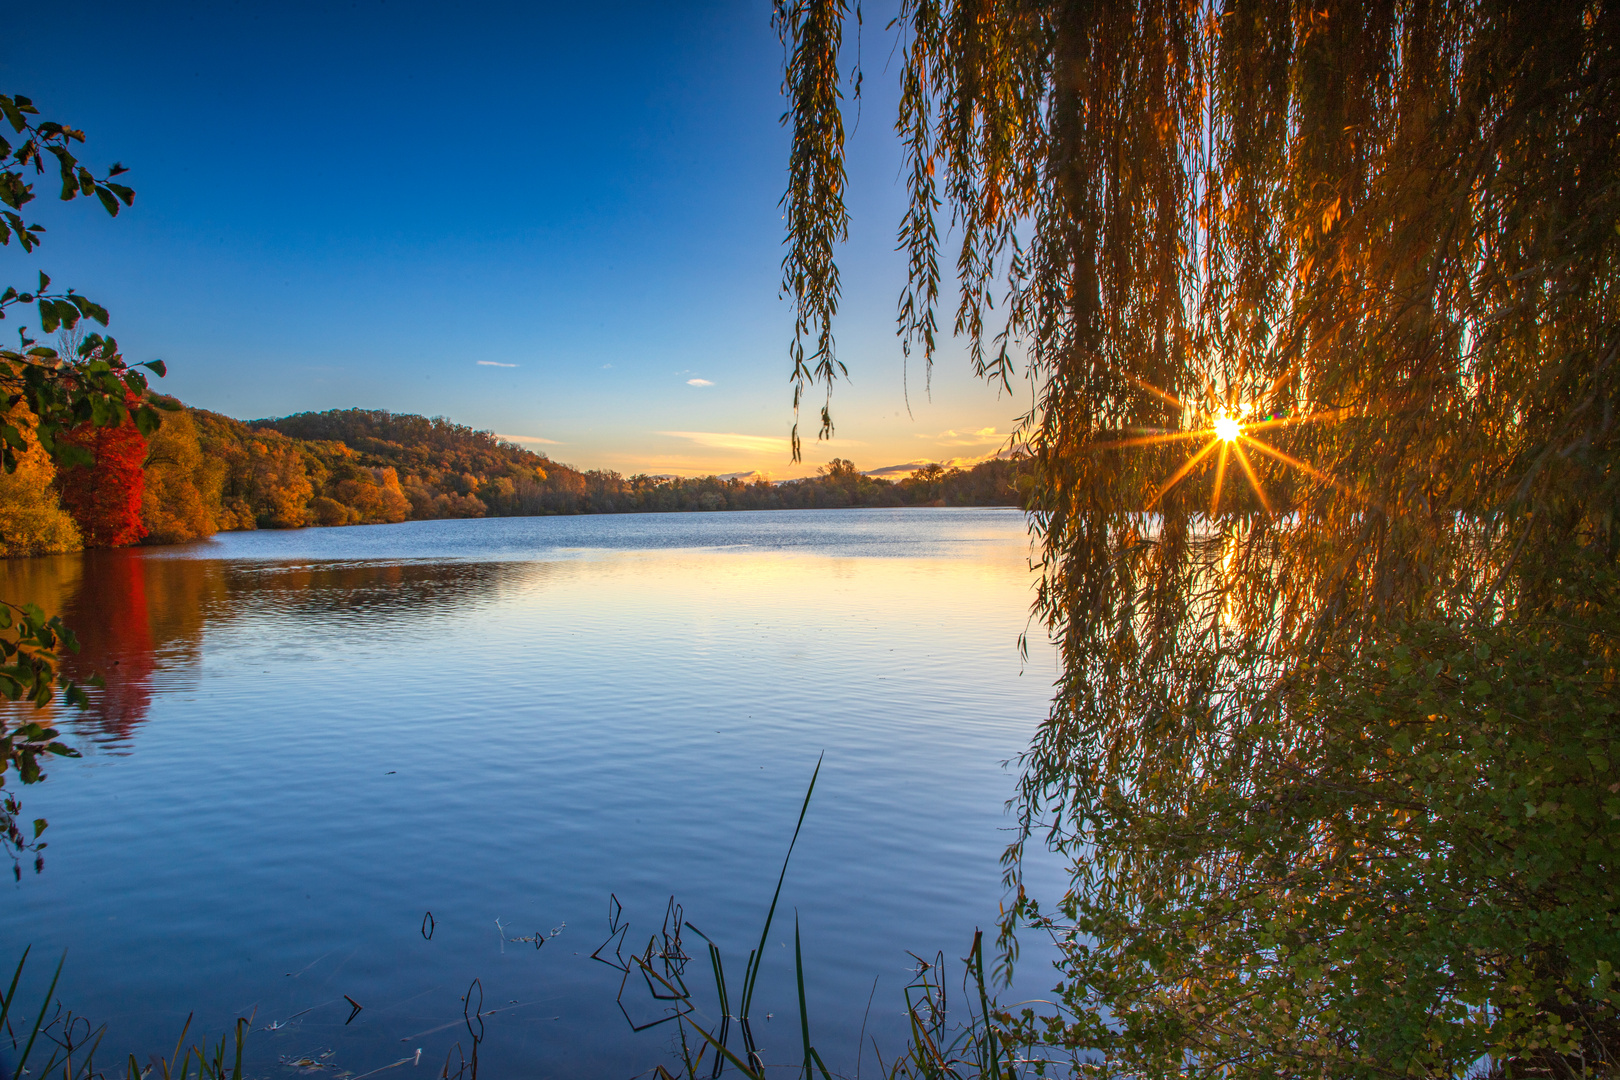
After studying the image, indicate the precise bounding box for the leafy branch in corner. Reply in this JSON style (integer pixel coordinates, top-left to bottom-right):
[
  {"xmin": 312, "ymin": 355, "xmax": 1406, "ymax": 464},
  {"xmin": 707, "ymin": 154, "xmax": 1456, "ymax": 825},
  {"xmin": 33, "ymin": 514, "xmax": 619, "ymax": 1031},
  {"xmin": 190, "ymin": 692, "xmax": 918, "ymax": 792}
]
[
  {"xmin": 0, "ymin": 91, "xmax": 166, "ymax": 873},
  {"xmin": 0, "ymin": 92, "xmax": 133, "ymax": 252}
]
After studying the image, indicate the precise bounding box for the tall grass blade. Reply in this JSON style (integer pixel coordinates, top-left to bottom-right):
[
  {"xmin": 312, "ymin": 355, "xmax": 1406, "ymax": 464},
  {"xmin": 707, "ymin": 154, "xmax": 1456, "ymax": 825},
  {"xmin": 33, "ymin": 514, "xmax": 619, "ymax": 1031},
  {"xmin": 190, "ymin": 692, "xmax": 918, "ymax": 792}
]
[
  {"xmin": 968, "ymin": 931, "xmax": 1001, "ymax": 1072},
  {"xmin": 796, "ymin": 914, "xmax": 812, "ymax": 1076},
  {"xmin": 0, "ymin": 945, "xmax": 30, "ymax": 1044},
  {"xmin": 617, "ymin": 756, "xmax": 826, "ymax": 1080},
  {"xmin": 15, "ymin": 950, "xmax": 64, "ymax": 1075},
  {"xmin": 705, "ymin": 941, "xmax": 731, "ymax": 1080},
  {"xmin": 68, "ymin": 1024, "xmax": 107, "ymax": 1080},
  {"xmin": 164, "ymin": 1012, "xmax": 194, "ymax": 1080},
  {"xmin": 793, "ymin": 914, "xmax": 832, "ymax": 1080},
  {"xmin": 683, "ymin": 1019, "xmax": 766, "ymax": 1080},
  {"xmin": 738, "ymin": 752, "xmax": 821, "ymax": 1020}
]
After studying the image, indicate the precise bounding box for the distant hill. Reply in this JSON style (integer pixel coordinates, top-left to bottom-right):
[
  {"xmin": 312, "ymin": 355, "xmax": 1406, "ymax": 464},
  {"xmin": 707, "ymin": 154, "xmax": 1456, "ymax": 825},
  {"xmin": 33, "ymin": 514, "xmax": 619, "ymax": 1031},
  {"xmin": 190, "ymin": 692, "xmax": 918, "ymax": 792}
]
[
  {"xmin": 239, "ymin": 408, "xmax": 1028, "ymax": 522},
  {"xmin": 250, "ymin": 409, "xmax": 552, "ymax": 520},
  {"xmin": 258, "ymin": 409, "xmax": 534, "ymax": 460}
]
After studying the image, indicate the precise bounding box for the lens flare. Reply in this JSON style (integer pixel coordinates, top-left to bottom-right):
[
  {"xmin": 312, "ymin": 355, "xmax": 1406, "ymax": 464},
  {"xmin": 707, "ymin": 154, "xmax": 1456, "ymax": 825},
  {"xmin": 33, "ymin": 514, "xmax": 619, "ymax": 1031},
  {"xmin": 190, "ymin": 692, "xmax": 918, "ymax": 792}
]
[{"xmin": 1084, "ymin": 370, "xmax": 1360, "ymax": 518}]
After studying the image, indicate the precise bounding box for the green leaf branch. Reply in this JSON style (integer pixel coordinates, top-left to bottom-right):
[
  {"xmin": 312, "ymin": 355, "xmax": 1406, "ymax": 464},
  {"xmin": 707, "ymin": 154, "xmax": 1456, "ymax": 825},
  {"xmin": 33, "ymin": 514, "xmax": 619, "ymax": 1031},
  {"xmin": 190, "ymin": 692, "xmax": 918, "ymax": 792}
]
[
  {"xmin": 0, "ymin": 92, "xmax": 133, "ymax": 253},
  {"xmin": 0, "ymin": 91, "xmax": 161, "ymax": 875}
]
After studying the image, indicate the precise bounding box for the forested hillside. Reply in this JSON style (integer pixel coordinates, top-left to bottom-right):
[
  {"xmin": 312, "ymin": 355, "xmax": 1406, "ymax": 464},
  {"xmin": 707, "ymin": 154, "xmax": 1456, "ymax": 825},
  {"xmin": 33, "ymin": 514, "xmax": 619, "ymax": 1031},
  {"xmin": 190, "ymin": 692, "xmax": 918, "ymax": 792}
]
[{"xmin": 0, "ymin": 402, "xmax": 1027, "ymax": 556}]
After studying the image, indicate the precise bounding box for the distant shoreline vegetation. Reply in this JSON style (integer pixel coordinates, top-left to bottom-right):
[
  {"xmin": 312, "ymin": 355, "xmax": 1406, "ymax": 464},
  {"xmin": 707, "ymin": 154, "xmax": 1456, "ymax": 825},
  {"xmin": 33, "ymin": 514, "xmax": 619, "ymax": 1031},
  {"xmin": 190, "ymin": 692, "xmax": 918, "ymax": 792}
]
[{"xmin": 0, "ymin": 401, "xmax": 1030, "ymax": 557}]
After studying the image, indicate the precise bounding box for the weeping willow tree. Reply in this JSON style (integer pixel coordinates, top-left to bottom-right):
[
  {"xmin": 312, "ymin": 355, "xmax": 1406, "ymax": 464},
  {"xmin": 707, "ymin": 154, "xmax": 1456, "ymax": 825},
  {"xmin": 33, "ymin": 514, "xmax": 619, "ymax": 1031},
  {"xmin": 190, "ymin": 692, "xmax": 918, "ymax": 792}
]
[{"xmin": 777, "ymin": 0, "xmax": 1619, "ymax": 1075}]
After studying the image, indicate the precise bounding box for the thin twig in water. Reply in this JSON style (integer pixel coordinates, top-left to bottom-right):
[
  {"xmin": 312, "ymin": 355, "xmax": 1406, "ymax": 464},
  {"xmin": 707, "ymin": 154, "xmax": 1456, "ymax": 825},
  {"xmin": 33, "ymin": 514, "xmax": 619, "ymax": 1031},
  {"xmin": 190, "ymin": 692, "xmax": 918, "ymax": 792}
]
[
  {"xmin": 396, "ymin": 1001, "xmax": 554, "ymax": 1042},
  {"xmin": 284, "ymin": 953, "xmax": 332, "ymax": 979},
  {"xmin": 263, "ymin": 1002, "xmax": 331, "ymax": 1032},
  {"xmin": 348, "ymin": 1055, "xmax": 416, "ymax": 1079}
]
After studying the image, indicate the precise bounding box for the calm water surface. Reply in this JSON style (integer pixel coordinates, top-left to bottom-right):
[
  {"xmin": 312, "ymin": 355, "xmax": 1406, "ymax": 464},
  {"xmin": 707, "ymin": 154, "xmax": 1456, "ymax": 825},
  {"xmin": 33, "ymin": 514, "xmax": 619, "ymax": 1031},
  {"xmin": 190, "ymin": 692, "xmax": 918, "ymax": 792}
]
[{"xmin": 0, "ymin": 508, "xmax": 1061, "ymax": 1077}]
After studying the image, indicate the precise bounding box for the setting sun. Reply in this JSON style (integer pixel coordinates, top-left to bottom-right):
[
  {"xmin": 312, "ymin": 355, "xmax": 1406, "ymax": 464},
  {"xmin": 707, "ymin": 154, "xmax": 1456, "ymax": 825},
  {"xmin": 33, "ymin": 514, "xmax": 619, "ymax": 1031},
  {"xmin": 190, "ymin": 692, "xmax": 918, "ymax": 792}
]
[{"xmin": 1213, "ymin": 414, "xmax": 1242, "ymax": 442}]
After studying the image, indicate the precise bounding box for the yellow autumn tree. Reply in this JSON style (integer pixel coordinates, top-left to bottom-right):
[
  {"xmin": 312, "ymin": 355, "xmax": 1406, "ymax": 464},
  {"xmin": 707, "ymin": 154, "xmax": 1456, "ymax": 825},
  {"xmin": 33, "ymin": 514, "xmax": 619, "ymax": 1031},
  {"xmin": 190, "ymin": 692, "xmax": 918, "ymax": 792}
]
[
  {"xmin": 0, "ymin": 402, "xmax": 81, "ymax": 558},
  {"xmin": 234, "ymin": 434, "xmax": 314, "ymax": 529},
  {"xmin": 140, "ymin": 401, "xmax": 221, "ymax": 545},
  {"xmin": 329, "ymin": 465, "xmax": 409, "ymax": 524}
]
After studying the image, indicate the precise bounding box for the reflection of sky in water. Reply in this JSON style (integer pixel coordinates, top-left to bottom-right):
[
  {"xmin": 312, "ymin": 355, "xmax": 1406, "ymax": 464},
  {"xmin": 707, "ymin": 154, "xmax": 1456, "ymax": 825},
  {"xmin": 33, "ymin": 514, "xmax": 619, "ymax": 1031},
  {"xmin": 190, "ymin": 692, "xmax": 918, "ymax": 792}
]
[
  {"xmin": 141, "ymin": 507, "xmax": 1030, "ymax": 563},
  {"xmin": 0, "ymin": 508, "xmax": 1065, "ymax": 1079}
]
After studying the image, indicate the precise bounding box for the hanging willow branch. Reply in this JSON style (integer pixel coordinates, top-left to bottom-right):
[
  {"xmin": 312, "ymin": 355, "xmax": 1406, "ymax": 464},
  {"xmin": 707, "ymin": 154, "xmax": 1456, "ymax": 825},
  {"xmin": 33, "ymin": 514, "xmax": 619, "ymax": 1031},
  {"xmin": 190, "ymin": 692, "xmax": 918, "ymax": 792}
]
[{"xmin": 776, "ymin": 0, "xmax": 853, "ymax": 460}]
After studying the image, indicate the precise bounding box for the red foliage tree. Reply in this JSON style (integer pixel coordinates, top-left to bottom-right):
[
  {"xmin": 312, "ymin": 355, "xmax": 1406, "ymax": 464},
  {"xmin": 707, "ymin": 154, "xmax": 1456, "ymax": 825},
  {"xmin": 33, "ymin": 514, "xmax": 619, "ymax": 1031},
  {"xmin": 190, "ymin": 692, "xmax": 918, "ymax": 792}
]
[{"xmin": 56, "ymin": 399, "xmax": 148, "ymax": 548}]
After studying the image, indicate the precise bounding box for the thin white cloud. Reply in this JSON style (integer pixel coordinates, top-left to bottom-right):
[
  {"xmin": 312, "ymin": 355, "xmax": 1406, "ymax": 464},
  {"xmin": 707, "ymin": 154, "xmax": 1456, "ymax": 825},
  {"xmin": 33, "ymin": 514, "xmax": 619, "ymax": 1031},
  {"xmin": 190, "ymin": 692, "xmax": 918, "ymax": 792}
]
[
  {"xmin": 920, "ymin": 426, "xmax": 1008, "ymax": 447},
  {"xmin": 865, "ymin": 460, "xmax": 935, "ymax": 478},
  {"xmin": 477, "ymin": 360, "xmax": 518, "ymax": 368},
  {"xmin": 686, "ymin": 378, "xmax": 714, "ymax": 387},
  {"xmin": 659, "ymin": 430, "xmax": 791, "ymax": 455},
  {"xmin": 497, "ymin": 433, "xmax": 561, "ymax": 445},
  {"xmin": 868, "ymin": 446, "xmax": 1027, "ymax": 477}
]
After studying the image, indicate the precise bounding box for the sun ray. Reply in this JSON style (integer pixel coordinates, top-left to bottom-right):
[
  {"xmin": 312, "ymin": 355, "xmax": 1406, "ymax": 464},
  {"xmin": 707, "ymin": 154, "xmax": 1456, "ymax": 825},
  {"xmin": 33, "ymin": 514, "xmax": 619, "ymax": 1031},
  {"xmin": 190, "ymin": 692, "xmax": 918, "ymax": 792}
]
[
  {"xmin": 1087, "ymin": 428, "xmax": 1211, "ymax": 452},
  {"xmin": 1238, "ymin": 434, "xmax": 1373, "ymax": 505},
  {"xmin": 1261, "ymin": 363, "xmax": 1299, "ymax": 406},
  {"xmin": 1144, "ymin": 439, "xmax": 1222, "ymax": 510},
  {"xmin": 1196, "ymin": 370, "xmax": 1224, "ymax": 418},
  {"xmin": 1210, "ymin": 442, "xmax": 1230, "ymax": 517},
  {"xmin": 1240, "ymin": 408, "xmax": 1352, "ymax": 435},
  {"xmin": 1115, "ymin": 371, "xmax": 1189, "ymax": 412},
  {"xmin": 1228, "ymin": 439, "xmax": 1273, "ymax": 516}
]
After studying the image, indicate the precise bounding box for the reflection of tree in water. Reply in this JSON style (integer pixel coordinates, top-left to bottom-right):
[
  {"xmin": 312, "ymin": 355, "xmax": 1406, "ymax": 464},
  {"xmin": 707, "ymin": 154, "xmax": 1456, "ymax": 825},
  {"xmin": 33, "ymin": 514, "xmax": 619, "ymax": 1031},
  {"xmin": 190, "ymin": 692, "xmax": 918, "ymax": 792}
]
[
  {"xmin": 8, "ymin": 550, "xmax": 222, "ymax": 747},
  {"xmin": 62, "ymin": 553, "xmax": 241, "ymax": 745},
  {"xmin": 0, "ymin": 553, "xmax": 553, "ymax": 748},
  {"xmin": 0, "ymin": 551, "xmax": 92, "ymax": 743},
  {"xmin": 230, "ymin": 560, "xmax": 548, "ymax": 623},
  {"xmin": 68, "ymin": 552, "xmax": 156, "ymax": 742}
]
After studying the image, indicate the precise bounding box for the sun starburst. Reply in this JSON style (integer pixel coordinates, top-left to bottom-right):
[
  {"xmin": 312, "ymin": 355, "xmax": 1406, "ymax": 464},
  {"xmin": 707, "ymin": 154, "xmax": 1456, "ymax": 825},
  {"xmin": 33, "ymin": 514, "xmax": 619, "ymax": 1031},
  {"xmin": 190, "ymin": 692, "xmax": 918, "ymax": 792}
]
[{"xmin": 1090, "ymin": 372, "xmax": 1357, "ymax": 517}]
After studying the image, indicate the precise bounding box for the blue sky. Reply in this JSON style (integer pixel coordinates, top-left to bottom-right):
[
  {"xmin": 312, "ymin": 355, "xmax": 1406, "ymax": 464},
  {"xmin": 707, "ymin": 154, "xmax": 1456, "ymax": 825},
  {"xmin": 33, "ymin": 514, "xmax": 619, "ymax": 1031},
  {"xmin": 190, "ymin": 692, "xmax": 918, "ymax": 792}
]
[{"xmin": 3, "ymin": 1, "xmax": 1026, "ymax": 477}]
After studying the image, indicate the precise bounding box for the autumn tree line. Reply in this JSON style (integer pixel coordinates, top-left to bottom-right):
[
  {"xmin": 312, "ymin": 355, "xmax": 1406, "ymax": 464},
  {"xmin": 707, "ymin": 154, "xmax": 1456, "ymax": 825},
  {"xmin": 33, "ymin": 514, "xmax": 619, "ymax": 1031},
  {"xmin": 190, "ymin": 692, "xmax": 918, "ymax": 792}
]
[{"xmin": 0, "ymin": 400, "xmax": 1027, "ymax": 556}]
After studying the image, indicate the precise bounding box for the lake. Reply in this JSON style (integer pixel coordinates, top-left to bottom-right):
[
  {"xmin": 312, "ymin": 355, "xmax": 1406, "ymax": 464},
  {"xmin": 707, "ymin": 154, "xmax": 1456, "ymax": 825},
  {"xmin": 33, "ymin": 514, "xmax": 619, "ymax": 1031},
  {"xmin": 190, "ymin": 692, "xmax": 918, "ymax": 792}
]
[{"xmin": 0, "ymin": 508, "xmax": 1061, "ymax": 1078}]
